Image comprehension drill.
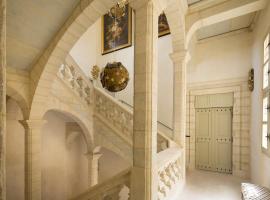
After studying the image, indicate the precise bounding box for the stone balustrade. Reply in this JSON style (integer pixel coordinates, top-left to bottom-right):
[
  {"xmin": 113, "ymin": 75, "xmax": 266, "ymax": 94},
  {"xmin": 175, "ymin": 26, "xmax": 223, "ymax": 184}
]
[
  {"xmin": 59, "ymin": 56, "xmax": 173, "ymax": 150},
  {"xmin": 70, "ymin": 168, "xmax": 131, "ymax": 200},
  {"xmin": 157, "ymin": 147, "xmax": 183, "ymax": 200},
  {"xmin": 94, "ymin": 87, "xmax": 133, "ymax": 145},
  {"xmin": 58, "ymin": 62, "xmax": 93, "ymax": 106}
]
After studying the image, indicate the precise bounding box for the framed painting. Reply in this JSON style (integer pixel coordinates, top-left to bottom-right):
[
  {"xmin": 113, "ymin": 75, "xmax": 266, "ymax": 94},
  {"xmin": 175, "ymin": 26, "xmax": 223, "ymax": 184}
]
[
  {"xmin": 101, "ymin": 5, "xmax": 132, "ymax": 55},
  {"xmin": 158, "ymin": 12, "xmax": 170, "ymax": 37}
]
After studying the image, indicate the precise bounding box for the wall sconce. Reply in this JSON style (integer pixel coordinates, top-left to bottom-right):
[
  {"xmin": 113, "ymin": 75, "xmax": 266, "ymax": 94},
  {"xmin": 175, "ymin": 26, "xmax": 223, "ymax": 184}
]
[
  {"xmin": 91, "ymin": 65, "xmax": 100, "ymax": 80},
  {"xmin": 248, "ymin": 68, "xmax": 254, "ymax": 92}
]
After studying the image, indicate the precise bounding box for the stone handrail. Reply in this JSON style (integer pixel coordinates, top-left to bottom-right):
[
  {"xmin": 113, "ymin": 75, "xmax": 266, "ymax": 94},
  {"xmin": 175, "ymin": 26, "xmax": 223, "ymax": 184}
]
[
  {"xmin": 157, "ymin": 147, "xmax": 183, "ymax": 200},
  {"xmin": 70, "ymin": 168, "xmax": 131, "ymax": 200}
]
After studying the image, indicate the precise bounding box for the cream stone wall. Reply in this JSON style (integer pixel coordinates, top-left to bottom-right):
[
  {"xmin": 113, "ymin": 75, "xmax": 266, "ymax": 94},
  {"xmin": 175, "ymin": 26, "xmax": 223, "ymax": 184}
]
[
  {"xmin": 41, "ymin": 111, "xmax": 88, "ymax": 199},
  {"xmin": 6, "ymin": 98, "xmax": 25, "ymax": 200},
  {"xmin": 188, "ymin": 31, "xmax": 253, "ymax": 84},
  {"xmin": 0, "ymin": 1, "xmax": 6, "ymax": 197},
  {"xmin": 250, "ymin": 1, "xmax": 270, "ymax": 188},
  {"xmin": 99, "ymin": 148, "xmax": 130, "ymax": 183}
]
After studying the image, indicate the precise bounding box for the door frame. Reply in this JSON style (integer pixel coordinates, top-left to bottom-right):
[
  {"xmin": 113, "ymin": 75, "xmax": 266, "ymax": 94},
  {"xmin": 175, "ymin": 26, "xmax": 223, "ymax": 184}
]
[{"xmin": 186, "ymin": 82, "xmax": 249, "ymax": 178}]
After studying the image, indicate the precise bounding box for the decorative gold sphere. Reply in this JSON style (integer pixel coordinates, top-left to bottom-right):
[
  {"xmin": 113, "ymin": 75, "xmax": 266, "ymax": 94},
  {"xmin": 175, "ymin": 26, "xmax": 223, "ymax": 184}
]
[{"xmin": 100, "ymin": 62, "xmax": 129, "ymax": 92}]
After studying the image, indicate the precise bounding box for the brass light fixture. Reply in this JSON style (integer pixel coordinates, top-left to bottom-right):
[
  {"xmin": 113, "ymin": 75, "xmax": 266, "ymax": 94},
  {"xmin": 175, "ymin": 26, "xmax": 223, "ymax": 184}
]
[
  {"xmin": 100, "ymin": 62, "xmax": 129, "ymax": 92},
  {"xmin": 108, "ymin": 0, "xmax": 128, "ymax": 19},
  {"xmin": 248, "ymin": 68, "xmax": 254, "ymax": 92}
]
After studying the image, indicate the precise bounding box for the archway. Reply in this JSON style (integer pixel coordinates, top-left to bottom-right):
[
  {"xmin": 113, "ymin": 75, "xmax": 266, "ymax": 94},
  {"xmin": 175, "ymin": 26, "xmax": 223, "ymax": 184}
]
[
  {"xmin": 6, "ymin": 97, "xmax": 25, "ymax": 200},
  {"xmin": 41, "ymin": 110, "xmax": 89, "ymax": 199}
]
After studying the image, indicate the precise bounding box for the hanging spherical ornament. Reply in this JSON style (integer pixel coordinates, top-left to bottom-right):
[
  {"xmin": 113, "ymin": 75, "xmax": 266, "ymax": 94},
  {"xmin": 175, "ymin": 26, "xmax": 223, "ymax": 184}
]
[{"xmin": 100, "ymin": 62, "xmax": 129, "ymax": 92}]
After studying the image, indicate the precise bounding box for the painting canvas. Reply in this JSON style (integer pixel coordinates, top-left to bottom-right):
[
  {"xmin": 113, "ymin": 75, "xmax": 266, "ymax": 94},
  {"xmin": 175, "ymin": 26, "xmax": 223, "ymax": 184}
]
[
  {"xmin": 102, "ymin": 5, "xmax": 132, "ymax": 55},
  {"xmin": 158, "ymin": 12, "xmax": 170, "ymax": 37}
]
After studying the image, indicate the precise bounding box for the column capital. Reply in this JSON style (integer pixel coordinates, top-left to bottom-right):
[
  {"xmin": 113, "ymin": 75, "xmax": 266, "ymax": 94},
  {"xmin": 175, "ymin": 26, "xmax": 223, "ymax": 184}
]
[
  {"xmin": 19, "ymin": 119, "xmax": 47, "ymax": 129},
  {"xmin": 170, "ymin": 50, "xmax": 188, "ymax": 63},
  {"xmin": 85, "ymin": 152, "xmax": 102, "ymax": 161}
]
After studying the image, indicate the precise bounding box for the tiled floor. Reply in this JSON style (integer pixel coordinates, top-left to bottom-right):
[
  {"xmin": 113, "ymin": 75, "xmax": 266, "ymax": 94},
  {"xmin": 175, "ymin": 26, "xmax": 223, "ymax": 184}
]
[{"xmin": 179, "ymin": 169, "xmax": 247, "ymax": 200}]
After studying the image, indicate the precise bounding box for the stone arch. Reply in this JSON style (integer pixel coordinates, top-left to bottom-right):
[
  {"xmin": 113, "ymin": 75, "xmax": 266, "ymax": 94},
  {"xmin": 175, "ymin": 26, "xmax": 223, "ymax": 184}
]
[
  {"xmin": 6, "ymin": 85, "xmax": 29, "ymax": 119},
  {"xmin": 29, "ymin": 0, "xmax": 119, "ymax": 118},
  {"xmin": 40, "ymin": 97, "xmax": 94, "ymax": 152},
  {"xmin": 163, "ymin": 0, "xmax": 187, "ymax": 52}
]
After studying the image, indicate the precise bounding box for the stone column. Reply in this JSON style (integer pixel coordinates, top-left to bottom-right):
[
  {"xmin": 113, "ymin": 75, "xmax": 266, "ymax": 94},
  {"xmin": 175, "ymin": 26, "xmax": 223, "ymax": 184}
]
[
  {"xmin": 170, "ymin": 51, "xmax": 188, "ymax": 179},
  {"xmin": 85, "ymin": 152, "xmax": 102, "ymax": 187},
  {"xmin": 0, "ymin": 0, "xmax": 6, "ymax": 199},
  {"xmin": 19, "ymin": 120, "xmax": 46, "ymax": 200},
  {"xmin": 131, "ymin": 1, "xmax": 158, "ymax": 199}
]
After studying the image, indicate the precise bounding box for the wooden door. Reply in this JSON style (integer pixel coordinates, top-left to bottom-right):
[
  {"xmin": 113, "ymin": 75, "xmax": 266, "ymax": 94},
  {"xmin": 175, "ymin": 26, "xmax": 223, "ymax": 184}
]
[
  {"xmin": 212, "ymin": 108, "xmax": 232, "ymax": 173},
  {"xmin": 195, "ymin": 108, "xmax": 213, "ymax": 171},
  {"xmin": 195, "ymin": 107, "xmax": 232, "ymax": 173}
]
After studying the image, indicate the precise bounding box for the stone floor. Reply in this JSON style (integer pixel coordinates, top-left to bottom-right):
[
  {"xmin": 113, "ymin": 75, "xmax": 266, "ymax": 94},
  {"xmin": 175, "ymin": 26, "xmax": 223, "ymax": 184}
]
[{"xmin": 179, "ymin": 169, "xmax": 248, "ymax": 200}]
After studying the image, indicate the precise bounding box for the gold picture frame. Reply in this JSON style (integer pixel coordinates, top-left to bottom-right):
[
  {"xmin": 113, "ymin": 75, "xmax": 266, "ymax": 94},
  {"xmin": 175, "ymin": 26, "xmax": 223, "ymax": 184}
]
[
  {"xmin": 101, "ymin": 5, "xmax": 132, "ymax": 55},
  {"xmin": 158, "ymin": 12, "xmax": 170, "ymax": 37}
]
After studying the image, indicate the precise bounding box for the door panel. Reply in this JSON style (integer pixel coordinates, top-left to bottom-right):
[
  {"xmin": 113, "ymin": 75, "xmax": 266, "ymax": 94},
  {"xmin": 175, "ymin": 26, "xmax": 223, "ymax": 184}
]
[
  {"xmin": 195, "ymin": 107, "xmax": 232, "ymax": 173},
  {"xmin": 212, "ymin": 108, "xmax": 232, "ymax": 173},
  {"xmin": 195, "ymin": 109, "xmax": 212, "ymax": 171}
]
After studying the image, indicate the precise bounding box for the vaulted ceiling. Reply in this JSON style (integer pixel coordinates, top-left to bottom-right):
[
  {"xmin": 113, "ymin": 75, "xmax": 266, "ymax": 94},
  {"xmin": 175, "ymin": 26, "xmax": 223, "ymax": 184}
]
[{"xmin": 7, "ymin": 0, "xmax": 80, "ymax": 70}]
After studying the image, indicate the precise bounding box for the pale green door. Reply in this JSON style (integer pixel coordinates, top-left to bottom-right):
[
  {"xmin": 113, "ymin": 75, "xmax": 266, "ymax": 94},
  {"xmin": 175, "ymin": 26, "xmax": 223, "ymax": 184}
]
[
  {"xmin": 195, "ymin": 107, "xmax": 232, "ymax": 173},
  {"xmin": 195, "ymin": 108, "xmax": 213, "ymax": 171},
  {"xmin": 212, "ymin": 108, "xmax": 232, "ymax": 173}
]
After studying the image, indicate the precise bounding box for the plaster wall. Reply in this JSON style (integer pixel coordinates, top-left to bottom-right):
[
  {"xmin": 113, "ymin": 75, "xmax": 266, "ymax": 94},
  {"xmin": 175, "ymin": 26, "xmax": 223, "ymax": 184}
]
[
  {"xmin": 99, "ymin": 147, "xmax": 130, "ymax": 183},
  {"xmin": 6, "ymin": 98, "xmax": 25, "ymax": 200},
  {"xmin": 250, "ymin": 2, "xmax": 270, "ymax": 188},
  {"xmin": 41, "ymin": 111, "xmax": 88, "ymax": 199},
  {"xmin": 187, "ymin": 31, "xmax": 252, "ymax": 84}
]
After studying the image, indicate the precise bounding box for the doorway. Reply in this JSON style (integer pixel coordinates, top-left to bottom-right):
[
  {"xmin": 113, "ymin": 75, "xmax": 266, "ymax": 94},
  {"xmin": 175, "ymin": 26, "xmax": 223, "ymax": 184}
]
[{"xmin": 195, "ymin": 93, "xmax": 233, "ymax": 174}]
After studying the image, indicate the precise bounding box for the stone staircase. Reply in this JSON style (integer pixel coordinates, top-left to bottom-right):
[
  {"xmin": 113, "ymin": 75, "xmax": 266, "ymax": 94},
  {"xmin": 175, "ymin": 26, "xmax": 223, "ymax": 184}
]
[{"xmin": 58, "ymin": 55, "xmax": 184, "ymax": 200}]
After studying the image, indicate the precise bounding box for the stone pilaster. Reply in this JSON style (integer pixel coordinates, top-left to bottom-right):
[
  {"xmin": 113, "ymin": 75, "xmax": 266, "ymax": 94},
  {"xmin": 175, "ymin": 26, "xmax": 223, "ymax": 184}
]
[
  {"xmin": 131, "ymin": 1, "xmax": 158, "ymax": 199},
  {"xmin": 19, "ymin": 120, "xmax": 46, "ymax": 200},
  {"xmin": 0, "ymin": 0, "xmax": 6, "ymax": 199},
  {"xmin": 170, "ymin": 50, "xmax": 189, "ymax": 180},
  {"xmin": 85, "ymin": 152, "xmax": 102, "ymax": 187}
]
